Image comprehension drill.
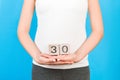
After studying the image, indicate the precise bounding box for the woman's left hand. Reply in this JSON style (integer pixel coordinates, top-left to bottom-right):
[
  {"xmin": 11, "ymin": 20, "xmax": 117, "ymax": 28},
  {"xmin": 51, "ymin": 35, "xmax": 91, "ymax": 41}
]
[{"xmin": 54, "ymin": 53, "xmax": 82, "ymax": 63}]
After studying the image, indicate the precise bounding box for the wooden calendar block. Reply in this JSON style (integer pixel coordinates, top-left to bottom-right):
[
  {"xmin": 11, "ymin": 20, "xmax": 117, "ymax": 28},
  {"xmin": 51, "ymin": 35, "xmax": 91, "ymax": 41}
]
[
  {"xmin": 48, "ymin": 44, "xmax": 59, "ymax": 55},
  {"xmin": 59, "ymin": 43, "xmax": 70, "ymax": 55}
]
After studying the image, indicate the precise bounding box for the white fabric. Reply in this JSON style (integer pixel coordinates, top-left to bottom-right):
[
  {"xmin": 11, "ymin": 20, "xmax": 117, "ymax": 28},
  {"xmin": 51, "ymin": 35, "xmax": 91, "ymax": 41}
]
[{"xmin": 33, "ymin": 0, "xmax": 89, "ymax": 69}]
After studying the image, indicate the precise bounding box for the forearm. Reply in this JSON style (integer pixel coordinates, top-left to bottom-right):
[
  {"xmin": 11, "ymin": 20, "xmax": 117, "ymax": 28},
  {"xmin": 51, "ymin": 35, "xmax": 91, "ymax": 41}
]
[
  {"xmin": 75, "ymin": 31, "xmax": 104, "ymax": 59},
  {"xmin": 17, "ymin": 31, "xmax": 41, "ymax": 58},
  {"xmin": 75, "ymin": 0, "xmax": 104, "ymax": 60}
]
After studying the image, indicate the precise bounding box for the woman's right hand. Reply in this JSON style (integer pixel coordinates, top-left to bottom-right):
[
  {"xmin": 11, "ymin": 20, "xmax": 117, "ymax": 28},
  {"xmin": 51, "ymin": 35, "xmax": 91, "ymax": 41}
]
[{"xmin": 33, "ymin": 53, "xmax": 56, "ymax": 65}]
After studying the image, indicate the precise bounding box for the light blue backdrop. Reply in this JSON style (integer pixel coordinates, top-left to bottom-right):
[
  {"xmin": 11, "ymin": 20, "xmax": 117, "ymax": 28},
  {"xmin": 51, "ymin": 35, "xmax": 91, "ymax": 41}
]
[{"xmin": 0, "ymin": 0, "xmax": 120, "ymax": 80}]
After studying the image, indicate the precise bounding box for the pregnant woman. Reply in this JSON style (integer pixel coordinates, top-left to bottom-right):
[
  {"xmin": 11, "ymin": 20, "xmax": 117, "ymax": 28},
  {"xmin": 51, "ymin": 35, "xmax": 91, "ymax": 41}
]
[{"xmin": 17, "ymin": 0, "xmax": 104, "ymax": 80}]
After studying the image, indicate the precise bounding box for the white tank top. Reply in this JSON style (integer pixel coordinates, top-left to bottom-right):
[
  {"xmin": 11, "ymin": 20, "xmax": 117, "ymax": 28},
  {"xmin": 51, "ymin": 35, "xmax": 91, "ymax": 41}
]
[{"xmin": 33, "ymin": 0, "xmax": 89, "ymax": 69}]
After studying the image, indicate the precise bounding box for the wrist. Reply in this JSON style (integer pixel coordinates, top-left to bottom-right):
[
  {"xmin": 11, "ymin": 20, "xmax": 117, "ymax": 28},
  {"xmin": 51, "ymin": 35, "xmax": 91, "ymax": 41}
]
[
  {"xmin": 74, "ymin": 50, "xmax": 80, "ymax": 57},
  {"xmin": 32, "ymin": 52, "xmax": 41, "ymax": 59},
  {"xmin": 73, "ymin": 52, "xmax": 82, "ymax": 63}
]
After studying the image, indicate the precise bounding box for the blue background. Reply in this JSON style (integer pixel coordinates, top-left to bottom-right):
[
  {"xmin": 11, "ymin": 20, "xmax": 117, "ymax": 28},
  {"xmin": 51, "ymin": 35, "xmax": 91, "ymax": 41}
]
[{"xmin": 0, "ymin": 0, "xmax": 120, "ymax": 80}]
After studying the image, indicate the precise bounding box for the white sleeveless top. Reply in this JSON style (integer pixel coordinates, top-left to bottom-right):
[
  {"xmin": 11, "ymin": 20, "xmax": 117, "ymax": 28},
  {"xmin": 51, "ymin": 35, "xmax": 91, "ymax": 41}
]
[{"xmin": 33, "ymin": 0, "xmax": 89, "ymax": 69}]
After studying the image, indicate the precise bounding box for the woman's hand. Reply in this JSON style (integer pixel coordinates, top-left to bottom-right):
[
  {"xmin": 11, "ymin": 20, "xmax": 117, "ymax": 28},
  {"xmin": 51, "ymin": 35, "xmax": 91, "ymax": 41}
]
[
  {"xmin": 33, "ymin": 53, "xmax": 56, "ymax": 65},
  {"xmin": 53, "ymin": 53, "xmax": 82, "ymax": 63}
]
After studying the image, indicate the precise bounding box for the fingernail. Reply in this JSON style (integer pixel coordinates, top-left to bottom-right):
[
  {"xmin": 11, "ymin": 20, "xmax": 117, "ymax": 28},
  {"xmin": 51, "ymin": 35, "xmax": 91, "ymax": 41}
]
[
  {"xmin": 57, "ymin": 59, "xmax": 60, "ymax": 61},
  {"xmin": 52, "ymin": 59, "xmax": 56, "ymax": 62}
]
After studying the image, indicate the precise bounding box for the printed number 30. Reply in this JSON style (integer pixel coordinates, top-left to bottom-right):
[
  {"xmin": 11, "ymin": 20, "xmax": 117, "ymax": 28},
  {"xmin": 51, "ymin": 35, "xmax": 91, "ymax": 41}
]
[{"xmin": 49, "ymin": 43, "xmax": 70, "ymax": 55}]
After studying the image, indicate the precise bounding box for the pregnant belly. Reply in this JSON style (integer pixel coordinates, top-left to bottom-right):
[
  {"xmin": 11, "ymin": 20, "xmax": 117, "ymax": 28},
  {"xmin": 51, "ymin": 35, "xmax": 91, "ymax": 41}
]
[{"xmin": 34, "ymin": 26, "xmax": 87, "ymax": 55}]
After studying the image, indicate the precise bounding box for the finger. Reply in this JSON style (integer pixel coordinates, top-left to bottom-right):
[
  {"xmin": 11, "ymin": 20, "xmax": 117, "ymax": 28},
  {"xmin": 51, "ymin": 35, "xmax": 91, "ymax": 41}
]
[
  {"xmin": 52, "ymin": 62, "xmax": 73, "ymax": 65},
  {"xmin": 38, "ymin": 56, "xmax": 56, "ymax": 64},
  {"xmin": 40, "ymin": 53, "xmax": 53, "ymax": 58},
  {"xmin": 48, "ymin": 61, "xmax": 74, "ymax": 65},
  {"xmin": 56, "ymin": 58, "xmax": 71, "ymax": 62},
  {"xmin": 42, "ymin": 54, "xmax": 58, "ymax": 60},
  {"xmin": 56, "ymin": 54, "xmax": 74, "ymax": 61},
  {"xmin": 54, "ymin": 55, "xmax": 66, "ymax": 60}
]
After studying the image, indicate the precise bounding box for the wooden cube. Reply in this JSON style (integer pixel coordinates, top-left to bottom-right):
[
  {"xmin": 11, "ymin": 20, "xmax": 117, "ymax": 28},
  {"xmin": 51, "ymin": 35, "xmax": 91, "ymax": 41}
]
[
  {"xmin": 48, "ymin": 44, "xmax": 59, "ymax": 55},
  {"xmin": 59, "ymin": 43, "xmax": 70, "ymax": 55}
]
